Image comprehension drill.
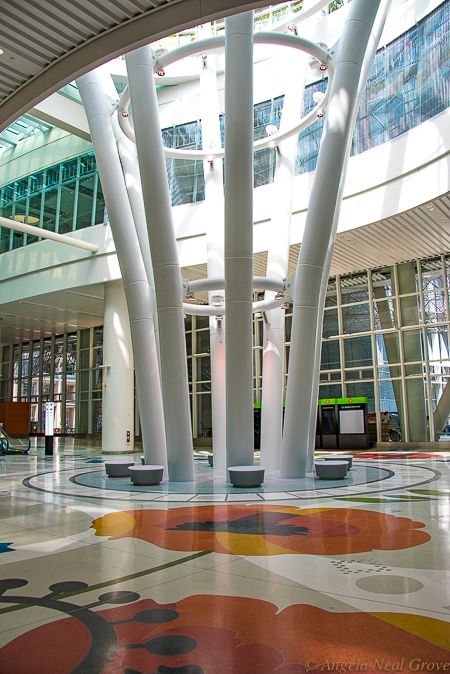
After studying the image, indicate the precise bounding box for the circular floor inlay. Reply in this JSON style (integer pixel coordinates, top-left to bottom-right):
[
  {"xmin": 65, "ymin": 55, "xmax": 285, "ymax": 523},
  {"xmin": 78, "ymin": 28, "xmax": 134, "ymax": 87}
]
[{"xmin": 355, "ymin": 574, "xmax": 424, "ymax": 594}]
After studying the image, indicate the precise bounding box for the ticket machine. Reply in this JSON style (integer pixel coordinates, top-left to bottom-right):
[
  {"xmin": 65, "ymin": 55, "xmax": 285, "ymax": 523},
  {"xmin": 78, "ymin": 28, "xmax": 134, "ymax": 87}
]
[
  {"xmin": 316, "ymin": 399, "xmax": 339, "ymax": 450},
  {"xmin": 337, "ymin": 397, "xmax": 369, "ymax": 450}
]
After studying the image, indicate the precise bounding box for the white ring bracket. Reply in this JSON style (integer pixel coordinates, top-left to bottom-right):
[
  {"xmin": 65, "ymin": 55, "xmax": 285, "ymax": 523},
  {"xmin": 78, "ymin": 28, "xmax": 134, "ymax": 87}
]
[{"xmin": 118, "ymin": 32, "xmax": 335, "ymax": 159}]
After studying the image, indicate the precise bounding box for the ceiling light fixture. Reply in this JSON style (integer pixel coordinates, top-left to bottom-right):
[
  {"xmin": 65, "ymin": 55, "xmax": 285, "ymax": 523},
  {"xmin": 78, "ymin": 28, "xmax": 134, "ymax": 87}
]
[{"xmin": 210, "ymin": 295, "xmax": 224, "ymax": 307}]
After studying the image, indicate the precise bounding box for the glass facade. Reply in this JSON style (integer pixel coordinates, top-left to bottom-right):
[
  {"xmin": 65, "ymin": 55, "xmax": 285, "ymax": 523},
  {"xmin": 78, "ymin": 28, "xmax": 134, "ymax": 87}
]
[
  {"xmin": 297, "ymin": 255, "xmax": 450, "ymax": 443},
  {"xmin": 0, "ymin": 152, "xmax": 106, "ymax": 253},
  {"xmin": 2, "ymin": 255, "xmax": 450, "ymax": 441},
  {"xmin": 1, "ymin": 328, "xmax": 103, "ymax": 436},
  {"xmin": 297, "ymin": 0, "xmax": 450, "ymax": 173},
  {"xmin": 2, "ymin": 1, "xmax": 449, "ymax": 254}
]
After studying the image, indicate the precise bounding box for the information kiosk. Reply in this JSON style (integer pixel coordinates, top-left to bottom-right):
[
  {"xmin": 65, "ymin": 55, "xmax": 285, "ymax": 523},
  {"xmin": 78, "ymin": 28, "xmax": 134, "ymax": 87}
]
[{"xmin": 337, "ymin": 397, "xmax": 370, "ymax": 449}]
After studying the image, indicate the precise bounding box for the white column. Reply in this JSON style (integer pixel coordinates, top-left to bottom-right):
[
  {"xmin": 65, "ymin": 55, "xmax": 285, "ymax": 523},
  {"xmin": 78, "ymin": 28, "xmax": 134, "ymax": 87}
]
[
  {"xmin": 281, "ymin": 0, "xmax": 383, "ymax": 478},
  {"xmin": 260, "ymin": 50, "xmax": 308, "ymax": 470},
  {"xmin": 77, "ymin": 71, "xmax": 167, "ymax": 470},
  {"xmin": 199, "ymin": 25, "xmax": 227, "ymax": 470},
  {"xmin": 114, "ymin": 118, "xmax": 162, "ymax": 378},
  {"xmin": 224, "ymin": 12, "xmax": 254, "ymax": 468},
  {"xmin": 126, "ymin": 47, "xmax": 194, "ymax": 481},
  {"xmin": 305, "ymin": 0, "xmax": 394, "ymax": 473},
  {"xmin": 102, "ymin": 281, "xmax": 134, "ymax": 454}
]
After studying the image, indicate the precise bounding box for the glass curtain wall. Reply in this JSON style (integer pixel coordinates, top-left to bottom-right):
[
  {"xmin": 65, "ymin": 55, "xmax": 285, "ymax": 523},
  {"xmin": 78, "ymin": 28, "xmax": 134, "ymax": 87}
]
[
  {"xmin": 1, "ymin": 254, "xmax": 449, "ymax": 442},
  {"xmin": 2, "ymin": 0, "xmax": 450, "ymax": 254},
  {"xmin": 186, "ymin": 255, "xmax": 450, "ymax": 442},
  {"xmin": 0, "ymin": 152, "xmax": 106, "ymax": 254},
  {"xmin": 283, "ymin": 254, "xmax": 450, "ymax": 443},
  {"xmin": 0, "ymin": 327, "xmax": 103, "ymax": 435}
]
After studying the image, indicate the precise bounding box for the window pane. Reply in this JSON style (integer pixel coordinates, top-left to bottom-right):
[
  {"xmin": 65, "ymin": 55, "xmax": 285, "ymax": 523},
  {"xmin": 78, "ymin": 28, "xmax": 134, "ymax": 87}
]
[
  {"xmin": 426, "ymin": 326, "xmax": 449, "ymax": 362},
  {"xmin": 196, "ymin": 356, "xmax": 211, "ymax": 382},
  {"xmin": 402, "ymin": 329, "xmax": 424, "ymax": 362},
  {"xmin": 185, "ymin": 332, "xmax": 192, "ymax": 357},
  {"xmin": 423, "ymin": 290, "xmax": 446, "ymax": 323},
  {"xmin": 42, "ymin": 187, "xmax": 58, "ymax": 231},
  {"xmin": 325, "ymin": 278, "xmax": 337, "ymax": 307},
  {"xmin": 94, "ymin": 179, "xmax": 106, "ymax": 225},
  {"xmin": 372, "ymin": 266, "xmax": 395, "ymax": 298},
  {"xmin": 421, "ymin": 257, "xmax": 443, "ymax": 290},
  {"xmin": 59, "ymin": 181, "xmax": 76, "ymax": 234},
  {"xmin": 321, "ymin": 340, "xmax": 340, "ymax": 370},
  {"xmin": 400, "ymin": 295, "xmax": 421, "ymax": 326},
  {"xmin": 346, "ymin": 380, "xmax": 375, "ymax": 412},
  {"xmin": 196, "ymin": 329, "xmax": 210, "ymax": 354},
  {"xmin": 344, "ymin": 336, "xmax": 372, "ymax": 368},
  {"xmin": 342, "ymin": 303, "xmax": 370, "ymax": 334},
  {"xmin": 374, "ymin": 298, "xmax": 397, "ymax": 330},
  {"xmin": 340, "ymin": 273, "xmax": 369, "ymax": 304},
  {"xmin": 323, "ymin": 309, "xmax": 339, "ymax": 338},
  {"xmin": 319, "ymin": 384, "xmax": 342, "ymax": 399},
  {"xmin": 77, "ymin": 176, "xmax": 94, "ymax": 228},
  {"xmin": 196, "ymin": 393, "xmax": 212, "ymax": 437},
  {"xmin": 376, "ymin": 332, "xmax": 400, "ymax": 366}
]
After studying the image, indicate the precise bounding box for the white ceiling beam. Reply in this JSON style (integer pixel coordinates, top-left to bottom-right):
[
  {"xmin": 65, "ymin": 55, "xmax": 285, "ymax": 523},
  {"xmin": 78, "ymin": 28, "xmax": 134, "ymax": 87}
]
[{"xmin": 30, "ymin": 91, "xmax": 91, "ymax": 142}]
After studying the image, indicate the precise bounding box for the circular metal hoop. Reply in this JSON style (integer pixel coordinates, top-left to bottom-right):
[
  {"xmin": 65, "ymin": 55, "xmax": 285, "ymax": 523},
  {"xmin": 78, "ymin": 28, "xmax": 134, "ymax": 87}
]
[{"xmin": 118, "ymin": 32, "xmax": 334, "ymax": 159}]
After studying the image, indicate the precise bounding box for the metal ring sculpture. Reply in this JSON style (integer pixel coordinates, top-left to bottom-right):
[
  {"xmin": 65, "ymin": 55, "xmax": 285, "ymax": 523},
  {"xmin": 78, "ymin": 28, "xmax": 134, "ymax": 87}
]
[{"xmin": 117, "ymin": 32, "xmax": 334, "ymax": 316}]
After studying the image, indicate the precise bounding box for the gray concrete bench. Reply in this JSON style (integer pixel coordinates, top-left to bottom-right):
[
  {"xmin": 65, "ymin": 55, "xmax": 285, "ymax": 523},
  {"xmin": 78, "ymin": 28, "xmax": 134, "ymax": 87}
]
[
  {"xmin": 314, "ymin": 460, "xmax": 348, "ymax": 480},
  {"xmin": 228, "ymin": 465, "xmax": 265, "ymax": 487},
  {"xmin": 323, "ymin": 454, "xmax": 353, "ymax": 469},
  {"xmin": 105, "ymin": 460, "xmax": 135, "ymax": 477},
  {"xmin": 129, "ymin": 465, "xmax": 164, "ymax": 486},
  {"xmin": 208, "ymin": 453, "xmax": 214, "ymax": 466}
]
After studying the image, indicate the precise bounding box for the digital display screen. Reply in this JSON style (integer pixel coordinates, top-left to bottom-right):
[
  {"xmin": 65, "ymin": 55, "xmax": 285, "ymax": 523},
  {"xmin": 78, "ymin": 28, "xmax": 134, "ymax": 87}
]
[{"xmin": 339, "ymin": 409, "xmax": 364, "ymax": 434}]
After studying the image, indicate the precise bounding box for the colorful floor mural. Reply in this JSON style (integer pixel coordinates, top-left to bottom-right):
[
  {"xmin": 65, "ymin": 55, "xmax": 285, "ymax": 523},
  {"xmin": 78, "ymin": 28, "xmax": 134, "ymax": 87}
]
[{"xmin": 0, "ymin": 441, "xmax": 449, "ymax": 673}]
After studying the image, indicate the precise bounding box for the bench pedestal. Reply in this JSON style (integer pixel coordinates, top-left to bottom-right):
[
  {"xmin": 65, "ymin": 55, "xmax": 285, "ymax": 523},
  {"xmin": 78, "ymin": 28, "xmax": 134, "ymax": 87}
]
[
  {"xmin": 314, "ymin": 460, "xmax": 348, "ymax": 480},
  {"xmin": 228, "ymin": 466, "xmax": 265, "ymax": 487},
  {"xmin": 105, "ymin": 460, "xmax": 135, "ymax": 477},
  {"xmin": 129, "ymin": 465, "xmax": 164, "ymax": 486}
]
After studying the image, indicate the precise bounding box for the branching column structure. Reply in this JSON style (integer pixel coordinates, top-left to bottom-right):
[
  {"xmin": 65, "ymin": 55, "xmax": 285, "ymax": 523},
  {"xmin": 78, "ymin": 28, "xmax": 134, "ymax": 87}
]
[
  {"xmin": 77, "ymin": 71, "xmax": 167, "ymax": 469},
  {"xmin": 199, "ymin": 29, "xmax": 227, "ymax": 471},
  {"xmin": 224, "ymin": 12, "xmax": 255, "ymax": 468},
  {"xmin": 260, "ymin": 50, "xmax": 308, "ymax": 470},
  {"xmin": 281, "ymin": 0, "xmax": 383, "ymax": 478},
  {"xmin": 126, "ymin": 47, "xmax": 194, "ymax": 482}
]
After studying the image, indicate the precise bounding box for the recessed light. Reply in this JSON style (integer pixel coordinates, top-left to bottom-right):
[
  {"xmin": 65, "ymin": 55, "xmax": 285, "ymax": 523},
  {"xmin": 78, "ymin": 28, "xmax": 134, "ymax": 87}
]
[{"xmin": 0, "ymin": 49, "xmax": 3, "ymax": 55}]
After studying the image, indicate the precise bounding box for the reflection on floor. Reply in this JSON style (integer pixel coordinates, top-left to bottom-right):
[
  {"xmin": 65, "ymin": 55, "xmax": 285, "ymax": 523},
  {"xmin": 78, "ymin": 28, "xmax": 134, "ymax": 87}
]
[{"xmin": 0, "ymin": 437, "xmax": 449, "ymax": 673}]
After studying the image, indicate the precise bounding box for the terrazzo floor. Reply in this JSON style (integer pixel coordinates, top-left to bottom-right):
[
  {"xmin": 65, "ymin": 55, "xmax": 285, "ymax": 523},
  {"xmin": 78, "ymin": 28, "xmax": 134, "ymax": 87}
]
[{"xmin": 0, "ymin": 437, "xmax": 449, "ymax": 673}]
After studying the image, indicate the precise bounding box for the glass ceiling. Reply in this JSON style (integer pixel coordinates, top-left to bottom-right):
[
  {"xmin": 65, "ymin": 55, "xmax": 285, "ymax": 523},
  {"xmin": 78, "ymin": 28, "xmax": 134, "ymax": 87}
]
[{"xmin": 0, "ymin": 114, "xmax": 54, "ymax": 154}]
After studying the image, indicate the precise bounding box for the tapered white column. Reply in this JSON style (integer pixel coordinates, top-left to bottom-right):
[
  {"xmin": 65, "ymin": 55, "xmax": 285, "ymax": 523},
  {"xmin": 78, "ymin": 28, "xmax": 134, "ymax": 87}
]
[
  {"xmin": 260, "ymin": 50, "xmax": 308, "ymax": 470},
  {"xmin": 305, "ymin": 0, "xmax": 394, "ymax": 473},
  {"xmin": 199, "ymin": 27, "xmax": 227, "ymax": 471},
  {"xmin": 77, "ymin": 71, "xmax": 167, "ymax": 469},
  {"xmin": 126, "ymin": 47, "xmax": 194, "ymax": 482},
  {"xmin": 113, "ymin": 118, "xmax": 162, "ymax": 365},
  {"xmin": 225, "ymin": 12, "xmax": 254, "ymax": 468},
  {"xmin": 281, "ymin": 0, "xmax": 383, "ymax": 478},
  {"xmin": 102, "ymin": 281, "xmax": 134, "ymax": 453}
]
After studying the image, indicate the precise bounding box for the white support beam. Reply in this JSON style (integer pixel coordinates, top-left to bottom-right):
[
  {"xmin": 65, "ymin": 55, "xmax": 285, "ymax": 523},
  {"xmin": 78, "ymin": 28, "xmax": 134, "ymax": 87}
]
[
  {"xmin": 0, "ymin": 216, "xmax": 98, "ymax": 253},
  {"xmin": 30, "ymin": 92, "xmax": 91, "ymax": 142}
]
